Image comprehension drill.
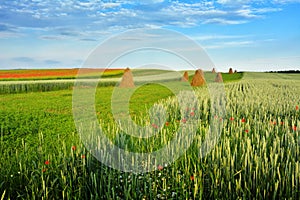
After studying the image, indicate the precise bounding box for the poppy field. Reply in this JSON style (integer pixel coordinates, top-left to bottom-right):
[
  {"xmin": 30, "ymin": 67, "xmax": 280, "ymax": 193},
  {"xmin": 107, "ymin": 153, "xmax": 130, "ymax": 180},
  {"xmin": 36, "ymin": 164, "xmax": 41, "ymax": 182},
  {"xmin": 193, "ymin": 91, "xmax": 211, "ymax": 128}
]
[
  {"xmin": 0, "ymin": 71, "xmax": 299, "ymax": 199},
  {"xmin": 0, "ymin": 68, "xmax": 124, "ymax": 81}
]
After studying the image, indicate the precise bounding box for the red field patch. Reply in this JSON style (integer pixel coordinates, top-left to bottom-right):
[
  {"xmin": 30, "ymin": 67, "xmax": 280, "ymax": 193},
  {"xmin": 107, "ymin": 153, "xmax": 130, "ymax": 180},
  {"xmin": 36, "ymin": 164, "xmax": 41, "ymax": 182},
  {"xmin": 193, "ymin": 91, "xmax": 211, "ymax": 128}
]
[{"xmin": 0, "ymin": 68, "xmax": 123, "ymax": 80}]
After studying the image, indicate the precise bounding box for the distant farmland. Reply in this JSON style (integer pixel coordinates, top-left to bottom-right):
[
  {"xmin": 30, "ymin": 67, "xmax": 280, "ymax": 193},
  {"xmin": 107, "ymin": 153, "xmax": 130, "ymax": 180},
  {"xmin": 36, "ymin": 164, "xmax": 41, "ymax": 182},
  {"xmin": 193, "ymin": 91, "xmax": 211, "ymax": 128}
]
[{"xmin": 0, "ymin": 68, "xmax": 124, "ymax": 81}]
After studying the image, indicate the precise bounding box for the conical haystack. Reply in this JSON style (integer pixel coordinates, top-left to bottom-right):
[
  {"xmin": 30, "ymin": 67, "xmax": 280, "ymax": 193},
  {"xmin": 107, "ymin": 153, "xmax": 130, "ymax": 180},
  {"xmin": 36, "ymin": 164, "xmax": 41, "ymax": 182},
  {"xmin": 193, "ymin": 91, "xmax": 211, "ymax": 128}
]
[
  {"xmin": 234, "ymin": 70, "xmax": 237, "ymax": 73},
  {"xmin": 191, "ymin": 69, "xmax": 205, "ymax": 86},
  {"xmin": 119, "ymin": 67, "xmax": 135, "ymax": 88},
  {"xmin": 212, "ymin": 68, "xmax": 216, "ymax": 73},
  {"xmin": 215, "ymin": 72, "xmax": 223, "ymax": 83},
  {"xmin": 229, "ymin": 68, "xmax": 233, "ymax": 74},
  {"xmin": 181, "ymin": 71, "xmax": 189, "ymax": 82}
]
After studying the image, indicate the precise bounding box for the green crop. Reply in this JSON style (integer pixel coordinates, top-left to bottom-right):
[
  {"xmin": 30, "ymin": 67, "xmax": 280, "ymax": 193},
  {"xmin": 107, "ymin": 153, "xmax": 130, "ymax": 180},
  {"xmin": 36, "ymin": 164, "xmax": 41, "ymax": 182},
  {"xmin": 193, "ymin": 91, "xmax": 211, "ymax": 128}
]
[{"xmin": 0, "ymin": 72, "xmax": 299, "ymax": 199}]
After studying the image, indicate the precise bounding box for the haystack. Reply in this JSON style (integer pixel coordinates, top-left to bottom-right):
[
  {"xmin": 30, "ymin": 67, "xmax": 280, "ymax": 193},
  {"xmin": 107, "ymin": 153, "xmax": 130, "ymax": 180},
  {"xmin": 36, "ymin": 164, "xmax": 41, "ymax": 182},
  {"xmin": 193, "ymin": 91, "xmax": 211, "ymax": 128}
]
[
  {"xmin": 234, "ymin": 70, "xmax": 237, "ymax": 73},
  {"xmin": 215, "ymin": 72, "xmax": 223, "ymax": 83},
  {"xmin": 191, "ymin": 69, "xmax": 205, "ymax": 86},
  {"xmin": 181, "ymin": 71, "xmax": 189, "ymax": 82},
  {"xmin": 212, "ymin": 68, "xmax": 216, "ymax": 73},
  {"xmin": 229, "ymin": 68, "xmax": 233, "ymax": 74},
  {"xmin": 119, "ymin": 67, "xmax": 135, "ymax": 88}
]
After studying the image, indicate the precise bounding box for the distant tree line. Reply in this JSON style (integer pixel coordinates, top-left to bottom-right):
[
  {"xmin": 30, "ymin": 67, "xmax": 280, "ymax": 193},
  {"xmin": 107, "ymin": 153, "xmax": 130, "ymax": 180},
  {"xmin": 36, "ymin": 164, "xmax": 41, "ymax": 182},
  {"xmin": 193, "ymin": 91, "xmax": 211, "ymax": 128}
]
[{"xmin": 267, "ymin": 70, "xmax": 300, "ymax": 73}]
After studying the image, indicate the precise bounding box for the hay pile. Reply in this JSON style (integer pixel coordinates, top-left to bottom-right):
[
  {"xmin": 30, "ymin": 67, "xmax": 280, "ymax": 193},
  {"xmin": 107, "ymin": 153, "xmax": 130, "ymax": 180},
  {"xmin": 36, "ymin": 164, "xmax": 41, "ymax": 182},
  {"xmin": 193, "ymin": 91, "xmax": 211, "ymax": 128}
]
[
  {"xmin": 181, "ymin": 71, "xmax": 189, "ymax": 82},
  {"xmin": 119, "ymin": 67, "xmax": 135, "ymax": 88},
  {"xmin": 212, "ymin": 68, "xmax": 216, "ymax": 73},
  {"xmin": 229, "ymin": 68, "xmax": 233, "ymax": 74},
  {"xmin": 215, "ymin": 72, "xmax": 223, "ymax": 83},
  {"xmin": 191, "ymin": 69, "xmax": 205, "ymax": 86}
]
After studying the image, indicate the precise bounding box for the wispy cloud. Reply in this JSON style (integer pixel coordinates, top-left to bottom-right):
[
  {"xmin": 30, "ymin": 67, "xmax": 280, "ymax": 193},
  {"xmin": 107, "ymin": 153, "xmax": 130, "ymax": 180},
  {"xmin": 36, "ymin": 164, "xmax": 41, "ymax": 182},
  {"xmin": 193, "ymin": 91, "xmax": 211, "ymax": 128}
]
[
  {"xmin": 204, "ymin": 40, "xmax": 254, "ymax": 49},
  {"xmin": 0, "ymin": 0, "xmax": 291, "ymax": 37},
  {"xmin": 272, "ymin": 0, "xmax": 300, "ymax": 4},
  {"xmin": 12, "ymin": 57, "xmax": 35, "ymax": 63},
  {"xmin": 44, "ymin": 60, "xmax": 61, "ymax": 65},
  {"xmin": 193, "ymin": 34, "xmax": 251, "ymax": 41},
  {"xmin": 203, "ymin": 18, "xmax": 248, "ymax": 25}
]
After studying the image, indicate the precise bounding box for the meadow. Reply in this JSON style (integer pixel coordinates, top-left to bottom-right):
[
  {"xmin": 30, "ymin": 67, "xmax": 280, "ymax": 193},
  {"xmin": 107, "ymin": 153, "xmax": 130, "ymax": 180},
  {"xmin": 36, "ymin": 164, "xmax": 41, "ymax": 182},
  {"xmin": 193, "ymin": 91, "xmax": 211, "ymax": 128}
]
[{"xmin": 0, "ymin": 70, "xmax": 299, "ymax": 199}]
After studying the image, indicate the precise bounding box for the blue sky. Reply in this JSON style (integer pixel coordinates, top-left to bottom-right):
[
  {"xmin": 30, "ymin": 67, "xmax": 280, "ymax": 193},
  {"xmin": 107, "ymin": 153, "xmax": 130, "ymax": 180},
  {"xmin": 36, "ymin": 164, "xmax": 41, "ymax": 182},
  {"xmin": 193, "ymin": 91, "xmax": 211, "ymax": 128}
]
[{"xmin": 0, "ymin": 0, "xmax": 299, "ymax": 72}]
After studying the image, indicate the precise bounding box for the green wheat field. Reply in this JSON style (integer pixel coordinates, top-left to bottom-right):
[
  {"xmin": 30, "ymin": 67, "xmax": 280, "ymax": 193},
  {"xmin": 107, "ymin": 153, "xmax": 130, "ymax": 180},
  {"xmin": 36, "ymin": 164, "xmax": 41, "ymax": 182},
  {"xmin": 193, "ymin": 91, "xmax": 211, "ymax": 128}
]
[{"xmin": 0, "ymin": 70, "xmax": 299, "ymax": 199}]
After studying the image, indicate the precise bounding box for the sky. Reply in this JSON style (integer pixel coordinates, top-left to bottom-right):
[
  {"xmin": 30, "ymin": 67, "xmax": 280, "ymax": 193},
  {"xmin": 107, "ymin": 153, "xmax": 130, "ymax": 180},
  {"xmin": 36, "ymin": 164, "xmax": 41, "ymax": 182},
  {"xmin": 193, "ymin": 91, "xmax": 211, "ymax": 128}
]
[{"xmin": 0, "ymin": 0, "xmax": 300, "ymax": 72}]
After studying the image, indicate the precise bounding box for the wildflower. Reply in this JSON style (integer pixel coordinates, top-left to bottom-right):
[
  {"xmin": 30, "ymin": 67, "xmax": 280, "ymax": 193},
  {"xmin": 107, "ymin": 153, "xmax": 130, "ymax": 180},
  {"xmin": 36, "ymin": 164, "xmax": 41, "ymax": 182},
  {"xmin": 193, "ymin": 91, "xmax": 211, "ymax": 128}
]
[
  {"xmin": 230, "ymin": 117, "xmax": 234, "ymax": 121},
  {"xmin": 245, "ymin": 129, "xmax": 249, "ymax": 133},
  {"xmin": 44, "ymin": 160, "xmax": 50, "ymax": 165},
  {"xmin": 273, "ymin": 121, "xmax": 277, "ymax": 125},
  {"xmin": 190, "ymin": 112, "xmax": 195, "ymax": 117},
  {"xmin": 280, "ymin": 121, "xmax": 284, "ymax": 125},
  {"xmin": 71, "ymin": 146, "xmax": 76, "ymax": 151},
  {"xmin": 165, "ymin": 122, "xmax": 169, "ymax": 126},
  {"xmin": 214, "ymin": 115, "xmax": 218, "ymax": 119},
  {"xmin": 293, "ymin": 126, "xmax": 297, "ymax": 131},
  {"xmin": 181, "ymin": 118, "xmax": 187, "ymax": 123},
  {"xmin": 152, "ymin": 124, "xmax": 158, "ymax": 129},
  {"xmin": 190, "ymin": 175, "xmax": 195, "ymax": 181},
  {"xmin": 42, "ymin": 168, "xmax": 47, "ymax": 173},
  {"xmin": 81, "ymin": 154, "xmax": 86, "ymax": 159},
  {"xmin": 157, "ymin": 165, "xmax": 163, "ymax": 170},
  {"xmin": 241, "ymin": 118, "xmax": 246, "ymax": 123},
  {"xmin": 296, "ymin": 105, "xmax": 299, "ymax": 111}
]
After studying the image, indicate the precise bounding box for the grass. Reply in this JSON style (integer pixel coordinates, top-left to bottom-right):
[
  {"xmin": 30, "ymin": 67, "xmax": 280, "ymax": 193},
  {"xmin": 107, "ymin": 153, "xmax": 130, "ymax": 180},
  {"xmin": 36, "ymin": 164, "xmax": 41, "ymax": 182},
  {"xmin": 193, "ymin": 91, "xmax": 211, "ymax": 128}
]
[{"xmin": 0, "ymin": 72, "xmax": 299, "ymax": 199}]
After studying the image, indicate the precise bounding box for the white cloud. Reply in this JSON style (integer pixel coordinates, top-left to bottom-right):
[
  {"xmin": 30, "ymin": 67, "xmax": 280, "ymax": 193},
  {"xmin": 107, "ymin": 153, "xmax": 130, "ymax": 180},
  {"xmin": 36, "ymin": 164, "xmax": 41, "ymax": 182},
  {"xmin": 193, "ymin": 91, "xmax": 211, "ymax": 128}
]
[
  {"xmin": 102, "ymin": 2, "xmax": 121, "ymax": 9},
  {"xmin": 0, "ymin": 32, "xmax": 23, "ymax": 38},
  {"xmin": 272, "ymin": 0, "xmax": 300, "ymax": 4},
  {"xmin": 193, "ymin": 34, "xmax": 251, "ymax": 41},
  {"xmin": 204, "ymin": 40, "xmax": 254, "ymax": 49},
  {"xmin": 203, "ymin": 18, "xmax": 248, "ymax": 25},
  {"xmin": 0, "ymin": 0, "xmax": 293, "ymax": 33}
]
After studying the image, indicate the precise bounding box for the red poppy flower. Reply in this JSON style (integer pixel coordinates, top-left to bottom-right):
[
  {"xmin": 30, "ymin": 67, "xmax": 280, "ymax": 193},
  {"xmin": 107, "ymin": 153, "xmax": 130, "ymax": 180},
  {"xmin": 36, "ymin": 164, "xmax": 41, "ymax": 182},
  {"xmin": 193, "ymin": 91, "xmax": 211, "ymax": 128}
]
[
  {"xmin": 181, "ymin": 118, "xmax": 187, "ymax": 123},
  {"xmin": 81, "ymin": 154, "xmax": 86, "ymax": 159},
  {"xmin": 71, "ymin": 146, "xmax": 76, "ymax": 151},
  {"xmin": 190, "ymin": 112, "xmax": 195, "ymax": 117},
  {"xmin": 152, "ymin": 124, "xmax": 158, "ymax": 129},
  {"xmin": 280, "ymin": 121, "xmax": 284, "ymax": 125},
  {"xmin": 245, "ymin": 130, "xmax": 249, "ymax": 133},
  {"xmin": 241, "ymin": 118, "xmax": 246, "ymax": 123},
  {"xmin": 230, "ymin": 117, "xmax": 234, "ymax": 121},
  {"xmin": 293, "ymin": 126, "xmax": 297, "ymax": 131},
  {"xmin": 44, "ymin": 160, "xmax": 50, "ymax": 165},
  {"xmin": 190, "ymin": 175, "xmax": 195, "ymax": 181},
  {"xmin": 273, "ymin": 121, "xmax": 277, "ymax": 125},
  {"xmin": 296, "ymin": 105, "xmax": 299, "ymax": 111},
  {"xmin": 157, "ymin": 165, "xmax": 163, "ymax": 170},
  {"xmin": 165, "ymin": 122, "xmax": 169, "ymax": 126}
]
